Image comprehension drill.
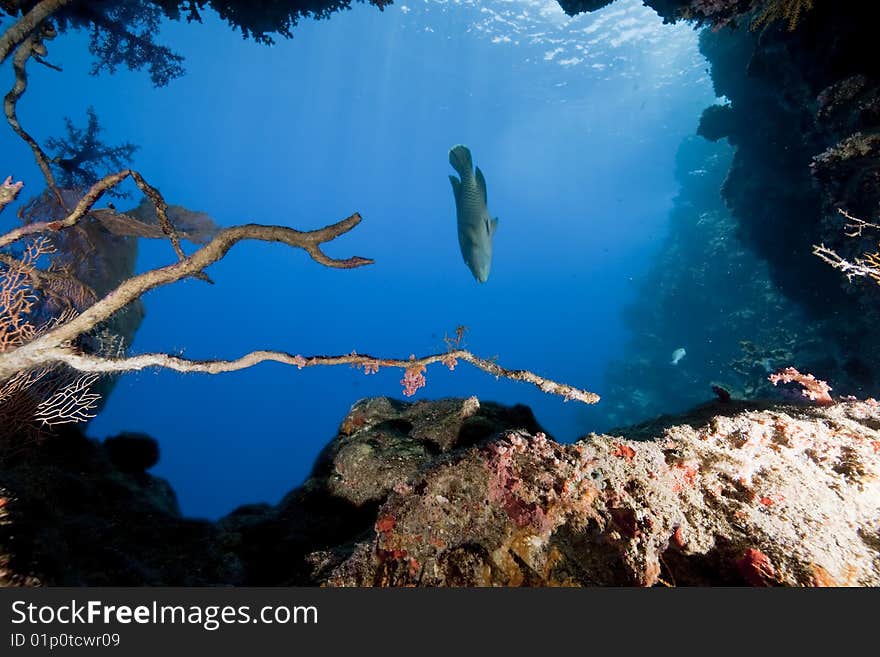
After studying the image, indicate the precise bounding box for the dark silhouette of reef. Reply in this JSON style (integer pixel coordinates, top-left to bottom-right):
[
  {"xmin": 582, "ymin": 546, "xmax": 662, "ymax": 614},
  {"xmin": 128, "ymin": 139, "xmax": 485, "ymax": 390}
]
[
  {"xmin": 2, "ymin": 0, "xmax": 392, "ymax": 86},
  {"xmin": 2, "ymin": 396, "xmax": 878, "ymax": 586},
  {"xmin": 694, "ymin": 10, "xmax": 880, "ymax": 346}
]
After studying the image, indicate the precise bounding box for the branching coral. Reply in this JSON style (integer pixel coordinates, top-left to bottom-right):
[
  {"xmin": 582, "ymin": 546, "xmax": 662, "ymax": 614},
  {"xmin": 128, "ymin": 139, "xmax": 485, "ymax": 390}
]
[
  {"xmin": 813, "ymin": 209, "xmax": 880, "ymax": 285},
  {"xmin": 0, "ymin": 237, "xmax": 101, "ymax": 439},
  {"xmin": 768, "ymin": 366, "xmax": 833, "ymax": 404},
  {"xmin": 0, "ymin": 234, "xmax": 44, "ymax": 353},
  {"xmin": 750, "ymin": 0, "xmax": 814, "ymax": 31},
  {"xmin": 682, "ymin": 0, "xmax": 815, "ymax": 31}
]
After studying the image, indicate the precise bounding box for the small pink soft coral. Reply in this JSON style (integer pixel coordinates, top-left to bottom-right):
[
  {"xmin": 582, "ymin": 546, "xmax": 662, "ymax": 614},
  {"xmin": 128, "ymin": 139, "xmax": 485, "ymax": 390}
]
[
  {"xmin": 400, "ymin": 355, "xmax": 426, "ymax": 397},
  {"xmin": 768, "ymin": 367, "xmax": 833, "ymax": 405}
]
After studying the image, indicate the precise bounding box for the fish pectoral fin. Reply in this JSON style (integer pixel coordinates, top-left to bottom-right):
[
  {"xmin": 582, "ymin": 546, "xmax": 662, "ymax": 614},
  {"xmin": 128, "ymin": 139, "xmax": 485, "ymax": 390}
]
[
  {"xmin": 449, "ymin": 174, "xmax": 461, "ymax": 200},
  {"xmin": 486, "ymin": 216, "xmax": 498, "ymax": 237},
  {"xmin": 475, "ymin": 166, "xmax": 488, "ymax": 205}
]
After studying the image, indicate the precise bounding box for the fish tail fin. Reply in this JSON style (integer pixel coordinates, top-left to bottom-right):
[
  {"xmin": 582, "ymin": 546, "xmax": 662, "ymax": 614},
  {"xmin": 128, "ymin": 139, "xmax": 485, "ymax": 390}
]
[{"xmin": 449, "ymin": 144, "xmax": 473, "ymax": 178}]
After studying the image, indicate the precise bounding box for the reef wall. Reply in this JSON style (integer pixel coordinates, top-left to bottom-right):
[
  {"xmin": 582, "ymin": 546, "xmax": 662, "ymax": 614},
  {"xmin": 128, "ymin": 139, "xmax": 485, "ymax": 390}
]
[
  {"xmin": 567, "ymin": 1, "xmax": 880, "ymax": 417},
  {"xmin": 598, "ymin": 137, "xmax": 835, "ymax": 426},
  {"xmin": 694, "ymin": 7, "xmax": 880, "ymax": 391}
]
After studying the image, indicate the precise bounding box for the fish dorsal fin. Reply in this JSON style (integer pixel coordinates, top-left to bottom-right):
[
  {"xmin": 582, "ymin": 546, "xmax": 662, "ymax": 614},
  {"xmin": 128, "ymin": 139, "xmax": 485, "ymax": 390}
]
[
  {"xmin": 449, "ymin": 175, "xmax": 461, "ymax": 200},
  {"xmin": 486, "ymin": 216, "xmax": 498, "ymax": 237},
  {"xmin": 475, "ymin": 166, "xmax": 488, "ymax": 205}
]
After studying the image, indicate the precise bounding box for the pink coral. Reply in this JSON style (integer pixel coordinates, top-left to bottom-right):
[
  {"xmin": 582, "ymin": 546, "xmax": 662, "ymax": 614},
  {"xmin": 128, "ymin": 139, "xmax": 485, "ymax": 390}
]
[
  {"xmin": 768, "ymin": 367, "xmax": 833, "ymax": 405},
  {"xmin": 400, "ymin": 356, "xmax": 426, "ymax": 397}
]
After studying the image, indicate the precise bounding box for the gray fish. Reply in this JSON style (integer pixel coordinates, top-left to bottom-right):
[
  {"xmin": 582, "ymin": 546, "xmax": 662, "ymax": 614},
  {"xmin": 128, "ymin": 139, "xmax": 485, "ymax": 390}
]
[
  {"xmin": 448, "ymin": 144, "xmax": 498, "ymax": 283},
  {"xmin": 670, "ymin": 347, "xmax": 686, "ymax": 365}
]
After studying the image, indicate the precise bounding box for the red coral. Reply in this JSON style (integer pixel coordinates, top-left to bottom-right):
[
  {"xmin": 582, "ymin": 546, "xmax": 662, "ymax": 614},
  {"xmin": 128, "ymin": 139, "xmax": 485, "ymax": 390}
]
[
  {"xmin": 736, "ymin": 548, "xmax": 777, "ymax": 586},
  {"xmin": 376, "ymin": 516, "xmax": 396, "ymax": 533},
  {"xmin": 672, "ymin": 526, "xmax": 686, "ymax": 548}
]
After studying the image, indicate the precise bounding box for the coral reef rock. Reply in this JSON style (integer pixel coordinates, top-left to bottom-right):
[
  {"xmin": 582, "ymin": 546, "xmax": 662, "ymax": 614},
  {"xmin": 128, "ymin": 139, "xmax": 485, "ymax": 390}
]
[{"xmin": 2, "ymin": 396, "xmax": 879, "ymax": 586}]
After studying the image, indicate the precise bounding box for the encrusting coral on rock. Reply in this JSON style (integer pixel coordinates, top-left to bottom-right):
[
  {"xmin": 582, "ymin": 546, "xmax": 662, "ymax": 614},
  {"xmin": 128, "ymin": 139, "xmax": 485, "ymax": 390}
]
[
  {"xmin": 1, "ymin": 395, "xmax": 877, "ymax": 586},
  {"xmin": 318, "ymin": 397, "xmax": 880, "ymax": 586}
]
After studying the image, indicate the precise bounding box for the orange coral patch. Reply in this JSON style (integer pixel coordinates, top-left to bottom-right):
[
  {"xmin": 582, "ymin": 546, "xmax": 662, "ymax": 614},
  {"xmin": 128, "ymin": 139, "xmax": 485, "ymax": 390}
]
[{"xmin": 376, "ymin": 516, "xmax": 396, "ymax": 533}]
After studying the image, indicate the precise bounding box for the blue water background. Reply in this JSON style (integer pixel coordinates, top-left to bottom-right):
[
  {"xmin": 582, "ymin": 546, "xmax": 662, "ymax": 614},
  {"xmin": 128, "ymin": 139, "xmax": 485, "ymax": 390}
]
[{"xmin": 0, "ymin": 0, "xmax": 715, "ymax": 518}]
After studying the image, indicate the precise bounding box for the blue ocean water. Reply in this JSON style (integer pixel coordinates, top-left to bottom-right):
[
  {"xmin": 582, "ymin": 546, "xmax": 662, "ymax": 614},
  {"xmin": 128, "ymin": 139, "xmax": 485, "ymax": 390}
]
[{"xmin": 0, "ymin": 0, "xmax": 714, "ymax": 518}]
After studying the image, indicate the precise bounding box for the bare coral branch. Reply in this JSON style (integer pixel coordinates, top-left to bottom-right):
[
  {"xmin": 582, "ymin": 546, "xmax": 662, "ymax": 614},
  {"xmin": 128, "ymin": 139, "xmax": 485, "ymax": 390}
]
[
  {"xmin": 4, "ymin": 27, "xmax": 61, "ymax": 198},
  {"xmin": 31, "ymin": 346, "xmax": 601, "ymax": 405},
  {"xmin": 839, "ymin": 208, "xmax": 880, "ymax": 238},
  {"xmin": 813, "ymin": 208, "xmax": 880, "ymax": 285},
  {"xmin": 128, "ymin": 169, "xmax": 187, "ymax": 263},
  {"xmin": 812, "ymin": 243, "xmax": 880, "ymax": 282},
  {"xmin": 0, "ymin": 0, "xmax": 72, "ymax": 65},
  {"xmin": 457, "ymin": 351, "xmax": 600, "ymax": 404},
  {"xmin": 0, "ymin": 213, "xmax": 373, "ymax": 382}
]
